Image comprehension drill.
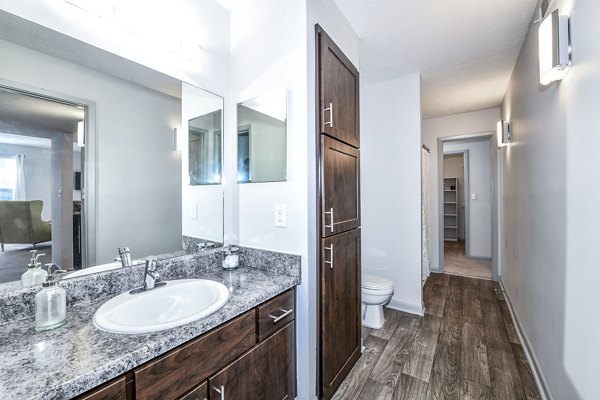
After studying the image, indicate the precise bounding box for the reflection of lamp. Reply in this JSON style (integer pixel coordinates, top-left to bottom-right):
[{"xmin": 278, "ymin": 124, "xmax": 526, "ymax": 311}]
[
  {"xmin": 539, "ymin": 10, "xmax": 570, "ymax": 85},
  {"xmin": 77, "ymin": 121, "xmax": 85, "ymax": 147},
  {"xmin": 497, "ymin": 120, "xmax": 510, "ymax": 147}
]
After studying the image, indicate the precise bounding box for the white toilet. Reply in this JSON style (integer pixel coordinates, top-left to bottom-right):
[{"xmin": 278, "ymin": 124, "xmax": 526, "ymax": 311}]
[{"xmin": 361, "ymin": 273, "xmax": 394, "ymax": 329}]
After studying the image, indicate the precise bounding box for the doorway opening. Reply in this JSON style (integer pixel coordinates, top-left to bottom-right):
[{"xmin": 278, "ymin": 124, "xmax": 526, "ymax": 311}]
[{"xmin": 438, "ymin": 134, "xmax": 497, "ymax": 280}]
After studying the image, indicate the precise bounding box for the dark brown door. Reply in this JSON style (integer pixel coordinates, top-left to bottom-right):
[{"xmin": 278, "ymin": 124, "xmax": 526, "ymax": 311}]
[
  {"xmin": 318, "ymin": 28, "xmax": 359, "ymax": 148},
  {"xmin": 320, "ymin": 229, "xmax": 362, "ymax": 399},
  {"xmin": 320, "ymin": 135, "xmax": 360, "ymax": 238},
  {"xmin": 209, "ymin": 322, "xmax": 295, "ymax": 400}
]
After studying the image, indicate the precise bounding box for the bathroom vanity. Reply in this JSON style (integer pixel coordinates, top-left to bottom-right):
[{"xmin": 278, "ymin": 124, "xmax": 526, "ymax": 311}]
[{"xmin": 0, "ymin": 248, "xmax": 300, "ymax": 400}]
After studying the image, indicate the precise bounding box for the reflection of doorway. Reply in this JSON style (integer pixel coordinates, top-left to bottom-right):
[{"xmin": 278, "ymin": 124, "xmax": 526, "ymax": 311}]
[
  {"xmin": 0, "ymin": 85, "xmax": 85, "ymax": 281},
  {"xmin": 237, "ymin": 126, "xmax": 250, "ymax": 183},
  {"xmin": 439, "ymin": 136, "xmax": 495, "ymax": 280}
]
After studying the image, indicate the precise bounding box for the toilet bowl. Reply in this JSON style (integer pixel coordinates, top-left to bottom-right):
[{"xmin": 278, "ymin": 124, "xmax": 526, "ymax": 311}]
[{"xmin": 361, "ymin": 273, "xmax": 394, "ymax": 329}]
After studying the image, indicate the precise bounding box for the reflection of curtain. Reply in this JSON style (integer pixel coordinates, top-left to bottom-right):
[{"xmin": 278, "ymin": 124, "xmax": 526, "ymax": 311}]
[
  {"xmin": 15, "ymin": 154, "xmax": 26, "ymax": 200},
  {"xmin": 421, "ymin": 147, "xmax": 431, "ymax": 281}
]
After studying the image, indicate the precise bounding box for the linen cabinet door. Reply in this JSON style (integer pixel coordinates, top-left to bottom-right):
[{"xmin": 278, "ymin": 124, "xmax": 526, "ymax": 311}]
[
  {"xmin": 320, "ymin": 229, "xmax": 361, "ymax": 399},
  {"xmin": 318, "ymin": 28, "xmax": 360, "ymax": 147},
  {"xmin": 320, "ymin": 135, "xmax": 360, "ymax": 238}
]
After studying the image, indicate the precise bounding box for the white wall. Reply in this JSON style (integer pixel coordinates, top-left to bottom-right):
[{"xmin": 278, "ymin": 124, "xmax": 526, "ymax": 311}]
[
  {"xmin": 422, "ymin": 107, "xmax": 499, "ymax": 270},
  {"xmin": 0, "ymin": 143, "xmax": 52, "ymax": 220},
  {"xmin": 361, "ymin": 73, "xmax": 423, "ymax": 315},
  {"xmin": 0, "ymin": 39, "xmax": 182, "ymax": 266},
  {"xmin": 500, "ymin": 0, "xmax": 600, "ymax": 398},
  {"xmin": 444, "ymin": 140, "xmax": 492, "ymax": 258}
]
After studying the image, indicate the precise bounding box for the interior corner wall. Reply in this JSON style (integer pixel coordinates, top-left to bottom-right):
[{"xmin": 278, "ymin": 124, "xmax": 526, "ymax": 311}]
[
  {"xmin": 500, "ymin": 0, "xmax": 600, "ymax": 399},
  {"xmin": 421, "ymin": 107, "xmax": 499, "ymax": 271},
  {"xmin": 361, "ymin": 73, "xmax": 423, "ymax": 315}
]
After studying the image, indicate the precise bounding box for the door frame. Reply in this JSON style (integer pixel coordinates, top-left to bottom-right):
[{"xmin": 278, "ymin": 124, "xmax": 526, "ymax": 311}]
[
  {"xmin": 442, "ymin": 150, "xmax": 470, "ymax": 253},
  {"xmin": 437, "ymin": 132, "xmax": 499, "ymax": 281}
]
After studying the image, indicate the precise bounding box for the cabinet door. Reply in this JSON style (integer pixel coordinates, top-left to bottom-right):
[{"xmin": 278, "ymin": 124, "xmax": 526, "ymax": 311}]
[
  {"xmin": 321, "ymin": 135, "xmax": 360, "ymax": 238},
  {"xmin": 320, "ymin": 229, "xmax": 361, "ymax": 400},
  {"xmin": 318, "ymin": 28, "xmax": 359, "ymax": 148},
  {"xmin": 178, "ymin": 381, "xmax": 207, "ymax": 400},
  {"xmin": 209, "ymin": 322, "xmax": 295, "ymax": 400},
  {"xmin": 76, "ymin": 375, "xmax": 128, "ymax": 400}
]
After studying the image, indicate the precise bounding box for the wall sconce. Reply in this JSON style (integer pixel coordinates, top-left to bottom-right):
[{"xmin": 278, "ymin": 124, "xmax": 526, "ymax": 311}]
[
  {"xmin": 173, "ymin": 128, "xmax": 183, "ymax": 151},
  {"xmin": 539, "ymin": 9, "xmax": 570, "ymax": 85},
  {"xmin": 497, "ymin": 120, "xmax": 510, "ymax": 147}
]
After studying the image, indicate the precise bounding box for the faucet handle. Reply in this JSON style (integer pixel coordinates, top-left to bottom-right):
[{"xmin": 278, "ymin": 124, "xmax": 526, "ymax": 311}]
[{"xmin": 145, "ymin": 257, "xmax": 158, "ymax": 271}]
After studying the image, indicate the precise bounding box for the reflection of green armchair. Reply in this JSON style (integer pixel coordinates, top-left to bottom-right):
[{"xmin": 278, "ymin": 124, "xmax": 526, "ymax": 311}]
[{"xmin": 0, "ymin": 200, "xmax": 51, "ymax": 251}]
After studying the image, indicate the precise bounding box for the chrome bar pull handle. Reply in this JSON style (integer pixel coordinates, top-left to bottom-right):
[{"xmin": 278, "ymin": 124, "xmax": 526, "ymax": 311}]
[
  {"xmin": 214, "ymin": 385, "xmax": 225, "ymax": 400},
  {"xmin": 269, "ymin": 309, "xmax": 294, "ymax": 323},
  {"xmin": 324, "ymin": 207, "xmax": 334, "ymax": 233},
  {"xmin": 324, "ymin": 245, "xmax": 334, "ymax": 269},
  {"xmin": 323, "ymin": 102, "xmax": 333, "ymax": 128}
]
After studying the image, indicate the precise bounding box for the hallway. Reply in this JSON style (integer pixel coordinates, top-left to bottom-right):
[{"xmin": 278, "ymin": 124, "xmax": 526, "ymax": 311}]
[
  {"xmin": 332, "ymin": 273, "xmax": 540, "ymax": 399},
  {"xmin": 444, "ymin": 241, "xmax": 492, "ymax": 279}
]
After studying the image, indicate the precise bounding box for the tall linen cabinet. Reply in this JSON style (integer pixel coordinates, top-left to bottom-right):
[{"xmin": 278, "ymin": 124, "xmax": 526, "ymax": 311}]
[{"xmin": 316, "ymin": 25, "xmax": 362, "ymax": 400}]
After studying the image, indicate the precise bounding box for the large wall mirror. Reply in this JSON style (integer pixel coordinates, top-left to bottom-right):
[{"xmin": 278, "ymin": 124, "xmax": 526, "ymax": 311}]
[
  {"xmin": 237, "ymin": 88, "xmax": 287, "ymax": 183},
  {"xmin": 0, "ymin": 11, "xmax": 224, "ymax": 287}
]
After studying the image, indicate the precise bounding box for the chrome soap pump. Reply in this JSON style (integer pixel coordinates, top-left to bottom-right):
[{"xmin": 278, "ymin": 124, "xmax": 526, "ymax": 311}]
[
  {"xmin": 21, "ymin": 250, "xmax": 48, "ymax": 287},
  {"xmin": 35, "ymin": 263, "xmax": 67, "ymax": 332}
]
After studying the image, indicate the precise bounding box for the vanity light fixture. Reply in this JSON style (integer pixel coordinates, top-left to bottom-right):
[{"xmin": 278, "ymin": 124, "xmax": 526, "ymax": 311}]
[
  {"xmin": 497, "ymin": 120, "xmax": 510, "ymax": 147},
  {"xmin": 77, "ymin": 121, "xmax": 85, "ymax": 147},
  {"xmin": 539, "ymin": 9, "xmax": 571, "ymax": 85}
]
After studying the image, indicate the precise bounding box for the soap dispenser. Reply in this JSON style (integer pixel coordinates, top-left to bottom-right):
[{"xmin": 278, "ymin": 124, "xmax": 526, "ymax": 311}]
[
  {"xmin": 21, "ymin": 250, "xmax": 48, "ymax": 287},
  {"xmin": 35, "ymin": 263, "xmax": 67, "ymax": 332}
]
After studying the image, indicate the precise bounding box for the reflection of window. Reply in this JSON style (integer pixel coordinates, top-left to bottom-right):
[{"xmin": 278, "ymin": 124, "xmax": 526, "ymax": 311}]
[{"xmin": 0, "ymin": 155, "xmax": 17, "ymax": 201}]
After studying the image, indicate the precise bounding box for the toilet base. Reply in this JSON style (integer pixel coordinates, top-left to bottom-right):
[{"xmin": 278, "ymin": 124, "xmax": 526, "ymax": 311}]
[{"xmin": 362, "ymin": 303, "xmax": 385, "ymax": 329}]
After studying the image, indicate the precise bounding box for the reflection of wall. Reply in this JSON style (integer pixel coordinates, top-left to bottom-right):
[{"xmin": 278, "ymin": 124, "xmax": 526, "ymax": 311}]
[
  {"xmin": 444, "ymin": 140, "xmax": 492, "ymax": 258},
  {"xmin": 0, "ymin": 143, "xmax": 52, "ymax": 220},
  {"xmin": 0, "ymin": 38, "xmax": 182, "ymax": 265},
  {"xmin": 237, "ymin": 105, "xmax": 286, "ymax": 182},
  {"xmin": 73, "ymin": 149, "xmax": 81, "ymax": 202},
  {"xmin": 51, "ymin": 133, "xmax": 73, "ymax": 269},
  {"xmin": 182, "ymin": 83, "xmax": 224, "ymax": 243}
]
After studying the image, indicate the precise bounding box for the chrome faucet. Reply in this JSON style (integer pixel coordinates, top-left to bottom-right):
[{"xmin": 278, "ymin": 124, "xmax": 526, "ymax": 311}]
[
  {"xmin": 130, "ymin": 257, "xmax": 165, "ymax": 294},
  {"xmin": 117, "ymin": 247, "xmax": 132, "ymax": 267},
  {"xmin": 144, "ymin": 257, "xmax": 159, "ymax": 290}
]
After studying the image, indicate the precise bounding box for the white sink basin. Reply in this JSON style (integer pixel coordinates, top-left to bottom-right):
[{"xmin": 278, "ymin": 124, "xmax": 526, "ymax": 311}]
[{"xmin": 93, "ymin": 279, "xmax": 229, "ymax": 334}]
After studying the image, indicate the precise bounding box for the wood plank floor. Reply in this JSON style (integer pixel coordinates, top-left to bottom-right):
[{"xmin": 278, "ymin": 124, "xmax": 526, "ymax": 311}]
[{"xmin": 332, "ymin": 273, "xmax": 540, "ymax": 400}]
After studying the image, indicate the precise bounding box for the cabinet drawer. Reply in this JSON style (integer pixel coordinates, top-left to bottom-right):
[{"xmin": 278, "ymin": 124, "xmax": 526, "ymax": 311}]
[
  {"xmin": 134, "ymin": 310, "xmax": 256, "ymax": 400},
  {"xmin": 257, "ymin": 289, "xmax": 295, "ymax": 341},
  {"xmin": 178, "ymin": 381, "xmax": 207, "ymax": 400},
  {"xmin": 76, "ymin": 375, "xmax": 128, "ymax": 400}
]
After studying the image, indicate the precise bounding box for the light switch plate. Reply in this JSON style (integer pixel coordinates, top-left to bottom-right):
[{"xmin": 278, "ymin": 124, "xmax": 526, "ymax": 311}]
[
  {"xmin": 190, "ymin": 202, "xmax": 198, "ymax": 219},
  {"xmin": 275, "ymin": 204, "xmax": 287, "ymax": 227},
  {"xmin": 471, "ymin": 193, "xmax": 478, "ymax": 200}
]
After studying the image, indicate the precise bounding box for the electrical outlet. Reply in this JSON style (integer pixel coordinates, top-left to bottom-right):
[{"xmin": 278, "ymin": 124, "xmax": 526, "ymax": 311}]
[
  {"xmin": 190, "ymin": 202, "xmax": 198, "ymax": 219},
  {"xmin": 275, "ymin": 204, "xmax": 287, "ymax": 227}
]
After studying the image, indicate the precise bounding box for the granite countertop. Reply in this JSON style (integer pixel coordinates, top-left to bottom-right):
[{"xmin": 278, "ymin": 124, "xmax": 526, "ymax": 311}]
[{"xmin": 0, "ymin": 266, "xmax": 299, "ymax": 400}]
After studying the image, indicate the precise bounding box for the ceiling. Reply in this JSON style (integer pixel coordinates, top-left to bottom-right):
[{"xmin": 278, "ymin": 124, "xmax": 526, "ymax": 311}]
[{"xmin": 334, "ymin": 0, "xmax": 539, "ymax": 118}]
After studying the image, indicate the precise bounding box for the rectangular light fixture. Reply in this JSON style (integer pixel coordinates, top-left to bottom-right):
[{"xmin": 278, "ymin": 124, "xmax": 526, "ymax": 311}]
[
  {"xmin": 77, "ymin": 121, "xmax": 85, "ymax": 147},
  {"xmin": 539, "ymin": 9, "xmax": 570, "ymax": 85},
  {"xmin": 497, "ymin": 120, "xmax": 510, "ymax": 147}
]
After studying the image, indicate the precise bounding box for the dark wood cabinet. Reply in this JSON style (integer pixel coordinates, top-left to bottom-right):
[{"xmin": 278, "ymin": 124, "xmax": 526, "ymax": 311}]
[
  {"xmin": 75, "ymin": 373, "xmax": 133, "ymax": 400},
  {"xmin": 320, "ymin": 135, "xmax": 360, "ymax": 238},
  {"xmin": 77, "ymin": 289, "xmax": 296, "ymax": 400},
  {"xmin": 317, "ymin": 25, "xmax": 361, "ymax": 399},
  {"xmin": 178, "ymin": 381, "xmax": 207, "ymax": 400},
  {"xmin": 318, "ymin": 27, "xmax": 360, "ymax": 148},
  {"xmin": 209, "ymin": 322, "xmax": 295, "ymax": 400},
  {"xmin": 320, "ymin": 229, "xmax": 362, "ymax": 399}
]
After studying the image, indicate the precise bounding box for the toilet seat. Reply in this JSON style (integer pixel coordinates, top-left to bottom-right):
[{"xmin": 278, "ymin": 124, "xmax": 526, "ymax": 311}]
[{"xmin": 362, "ymin": 273, "xmax": 393, "ymax": 291}]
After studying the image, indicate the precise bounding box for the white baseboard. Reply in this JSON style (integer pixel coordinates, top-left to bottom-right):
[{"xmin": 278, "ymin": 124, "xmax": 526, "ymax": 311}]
[
  {"xmin": 387, "ymin": 298, "xmax": 424, "ymax": 316},
  {"xmin": 499, "ymin": 279, "xmax": 552, "ymax": 400}
]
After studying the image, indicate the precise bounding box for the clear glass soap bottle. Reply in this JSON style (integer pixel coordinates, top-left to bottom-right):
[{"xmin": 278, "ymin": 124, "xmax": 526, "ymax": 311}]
[
  {"xmin": 35, "ymin": 264, "xmax": 67, "ymax": 331},
  {"xmin": 21, "ymin": 250, "xmax": 47, "ymax": 287}
]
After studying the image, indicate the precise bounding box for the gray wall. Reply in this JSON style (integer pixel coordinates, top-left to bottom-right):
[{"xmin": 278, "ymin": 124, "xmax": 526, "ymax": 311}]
[
  {"xmin": 444, "ymin": 140, "xmax": 492, "ymax": 258},
  {"xmin": 500, "ymin": 0, "xmax": 600, "ymax": 398},
  {"xmin": 0, "ymin": 143, "xmax": 52, "ymax": 220},
  {"xmin": 0, "ymin": 38, "xmax": 182, "ymax": 266}
]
